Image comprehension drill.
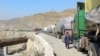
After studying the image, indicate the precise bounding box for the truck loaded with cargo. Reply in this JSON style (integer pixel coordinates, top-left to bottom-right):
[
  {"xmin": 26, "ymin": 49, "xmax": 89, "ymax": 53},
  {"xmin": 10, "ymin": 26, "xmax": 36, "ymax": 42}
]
[
  {"xmin": 54, "ymin": 17, "xmax": 73, "ymax": 39},
  {"xmin": 47, "ymin": 25, "xmax": 55, "ymax": 35},
  {"xmin": 72, "ymin": 1, "xmax": 100, "ymax": 56}
]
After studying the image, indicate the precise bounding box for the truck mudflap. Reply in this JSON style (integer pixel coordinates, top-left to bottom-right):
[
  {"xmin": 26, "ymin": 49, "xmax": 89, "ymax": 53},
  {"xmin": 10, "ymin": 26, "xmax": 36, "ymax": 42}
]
[{"xmin": 88, "ymin": 43, "xmax": 99, "ymax": 56}]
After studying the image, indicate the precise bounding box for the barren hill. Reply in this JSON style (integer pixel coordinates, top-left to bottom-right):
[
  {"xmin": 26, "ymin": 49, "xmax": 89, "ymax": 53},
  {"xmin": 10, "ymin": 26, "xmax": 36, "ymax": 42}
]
[{"xmin": 0, "ymin": 9, "xmax": 76, "ymax": 30}]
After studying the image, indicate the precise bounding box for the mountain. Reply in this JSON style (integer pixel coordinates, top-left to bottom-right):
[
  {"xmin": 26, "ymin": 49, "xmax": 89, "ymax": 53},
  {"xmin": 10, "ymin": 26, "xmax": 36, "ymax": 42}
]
[{"xmin": 0, "ymin": 9, "xmax": 76, "ymax": 30}]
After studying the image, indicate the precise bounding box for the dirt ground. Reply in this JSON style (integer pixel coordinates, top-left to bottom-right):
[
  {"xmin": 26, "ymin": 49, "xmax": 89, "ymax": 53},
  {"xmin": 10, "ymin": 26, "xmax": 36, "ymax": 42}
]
[
  {"xmin": 0, "ymin": 31, "xmax": 87, "ymax": 56},
  {"xmin": 38, "ymin": 33, "xmax": 87, "ymax": 56}
]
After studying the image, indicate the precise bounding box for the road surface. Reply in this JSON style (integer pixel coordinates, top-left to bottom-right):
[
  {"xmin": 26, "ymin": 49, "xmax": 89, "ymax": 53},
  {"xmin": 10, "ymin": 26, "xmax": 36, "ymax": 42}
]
[{"xmin": 38, "ymin": 33, "xmax": 87, "ymax": 56}]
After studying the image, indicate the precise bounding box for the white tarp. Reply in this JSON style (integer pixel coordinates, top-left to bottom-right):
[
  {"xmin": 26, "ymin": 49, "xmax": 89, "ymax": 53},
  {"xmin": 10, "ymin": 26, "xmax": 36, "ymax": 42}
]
[
  {"xmin": 56, "ymin": 17, "xmax": 74, "ymax": 32},
  {"xmin": 85, "ymin": 5, "xmax": 100, "ymax": 23}
]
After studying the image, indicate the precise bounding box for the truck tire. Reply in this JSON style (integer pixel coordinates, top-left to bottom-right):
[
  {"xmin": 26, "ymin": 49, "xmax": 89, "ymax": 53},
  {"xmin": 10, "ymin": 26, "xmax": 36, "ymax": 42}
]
[
  {"xmin": 56, "ymin": 33, "xmax": 61, "ymax": 39},
  {"xmin": 57, "ymin": 34, "xmax": 59, "ymax": 38},
  {"xmin": 73, "ymin": 40, "xmax": 76, "ymax": 48},
  {"xmin": 59, "ymin": 34, "xmax": 62, "ymax": 39},
  {"xmin": 76, "ymin": 41, "xmax": 79, "ymax": 50},
  {"xmin": 98, "ymin": 48, "xmax": 100, "ymax": 56},
  {"xmin": 76, "ymin": 40, "xmax": 82, "ymax": 51},
  {"xmin": 54, "ymin": 33, "xmax": 57, "ymax": 38},
  {"xmin": 78, "ymin": 41, "xmax": 81, "ymax": 51},
  {"xmin": 88, "ymin": 43, "xmax": 98, "ymax": 56},
  {"xmin": 74, "ymin": 40, "xmax": 79, "ymax": 49}
]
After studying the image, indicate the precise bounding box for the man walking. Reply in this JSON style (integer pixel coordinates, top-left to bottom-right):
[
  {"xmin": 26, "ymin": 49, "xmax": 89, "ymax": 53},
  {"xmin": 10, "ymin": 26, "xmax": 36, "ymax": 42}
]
[{"xmin": 64, "ymin": 32, "xmax": 70, "ymax": 49}]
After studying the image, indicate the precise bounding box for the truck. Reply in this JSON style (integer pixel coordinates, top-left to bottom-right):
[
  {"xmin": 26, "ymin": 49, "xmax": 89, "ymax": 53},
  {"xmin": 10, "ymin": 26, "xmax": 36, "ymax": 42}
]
[
  {"xmin": 72, "ymin": 2, "xmax": 85, "ymax": 50},
  {"xmin": 47, "ymin": 25, "xmax": 55, "ymax": 35},
  {"xmin": 54, "ymin": 17, "xmax": 73, "ymax": 39},
  {"xmin": 72, "ymin": 1, "xmax": 100, "ymax": 56}
]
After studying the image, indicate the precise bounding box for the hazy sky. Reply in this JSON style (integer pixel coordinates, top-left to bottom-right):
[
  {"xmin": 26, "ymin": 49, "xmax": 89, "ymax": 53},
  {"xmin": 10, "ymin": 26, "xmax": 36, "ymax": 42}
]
[{"xmin": 0, "ymin": 0, "xmax": 84, "ymax": 20}]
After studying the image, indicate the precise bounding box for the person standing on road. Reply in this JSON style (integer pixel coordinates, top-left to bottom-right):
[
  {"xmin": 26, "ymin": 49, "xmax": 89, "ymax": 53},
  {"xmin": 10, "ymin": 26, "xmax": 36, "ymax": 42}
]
[{"xmin": 64, "ymin": 32, "xmax": 70, "ymax": 49}]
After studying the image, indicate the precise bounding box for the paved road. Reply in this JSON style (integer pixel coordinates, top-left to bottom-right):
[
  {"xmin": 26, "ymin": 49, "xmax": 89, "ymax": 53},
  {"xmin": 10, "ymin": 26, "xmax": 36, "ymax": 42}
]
[{"xmin": 38, "ymin": 33, "xmax": 87, "ymax": 56}]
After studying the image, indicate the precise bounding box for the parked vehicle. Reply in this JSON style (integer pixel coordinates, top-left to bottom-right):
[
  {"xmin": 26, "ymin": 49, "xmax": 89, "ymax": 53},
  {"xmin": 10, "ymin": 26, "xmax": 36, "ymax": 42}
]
[
  {"xmin": 72, "ymin": 2, "xmax": 85, "ymax": 50},
  {"xmin": 47, "ymin": 25, "xmax": 55, "ymax": 35},
  {"xmin": 72, "ymin": 1, "xmax": 100, "ymax": 56},
  {"xmin": 54, "ymin": 17, "xmax": 73, "ymax": 39}
]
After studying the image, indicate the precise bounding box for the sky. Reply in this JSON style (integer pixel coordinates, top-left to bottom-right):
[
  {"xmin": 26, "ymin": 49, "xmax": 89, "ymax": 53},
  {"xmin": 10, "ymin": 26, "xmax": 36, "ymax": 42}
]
[{"xmin": 0, "ymin": 0, "xmax": 84, "ymax": 20}]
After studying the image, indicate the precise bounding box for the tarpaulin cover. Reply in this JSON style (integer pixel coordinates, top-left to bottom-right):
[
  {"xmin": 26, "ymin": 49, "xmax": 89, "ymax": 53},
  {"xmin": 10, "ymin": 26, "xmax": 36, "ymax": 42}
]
[
  {"xmin": 85, "ymin": 5, "xmax": 100, "ymax": 23},
  {"xmin": 56, "ymin": 17, "xmax": 74, "ymax": 32},
  {"xmin": 85, "ymin": 0, "xmax": 100, "ymax": 13}
]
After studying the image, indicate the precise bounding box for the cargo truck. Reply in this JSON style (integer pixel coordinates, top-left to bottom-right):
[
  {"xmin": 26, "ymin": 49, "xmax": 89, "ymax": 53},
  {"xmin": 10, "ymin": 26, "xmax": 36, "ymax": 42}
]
[
  {"xmin": 72, "ymin": 1, "xmax": 100, "ymax": 56},
  {"xmin": 54, "ymin": 17, "xmax": 73, "ymax": 39},
  {"xmin": 72, "ymin": 2, "xmax": 86, "ymax": 50}
]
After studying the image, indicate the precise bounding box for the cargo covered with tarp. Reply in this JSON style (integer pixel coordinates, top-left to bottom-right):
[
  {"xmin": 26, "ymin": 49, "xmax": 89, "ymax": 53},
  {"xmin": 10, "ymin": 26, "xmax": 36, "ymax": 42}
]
[
  {"xmin": 85, "ymin": 0, "xmax": 100, "ymax": 13},
  {"xmin": 56, "ymin": 17, "xmax": 74, "ymax": 32},
  {"xmin": 85, "ymin": 5, "xmax": 100, "ymax": 23},
  {"xmin": 85, "ymin": 0, "xmax": 100, "ymax": 23},
  {"xmin": 85, "ymin": 0, "xmax": 100, "ymax": 42}
]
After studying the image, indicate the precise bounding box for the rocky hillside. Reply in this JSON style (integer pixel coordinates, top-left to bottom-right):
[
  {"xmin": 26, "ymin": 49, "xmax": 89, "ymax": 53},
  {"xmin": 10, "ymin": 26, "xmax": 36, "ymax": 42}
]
[{"xmin": 0, "ymin": 9, "xmax": 76, "ymax": 30}]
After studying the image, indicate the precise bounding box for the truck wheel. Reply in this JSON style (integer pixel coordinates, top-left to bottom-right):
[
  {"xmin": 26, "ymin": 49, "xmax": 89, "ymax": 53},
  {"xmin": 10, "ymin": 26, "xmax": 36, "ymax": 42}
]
[
  {"xmin": 77, "ymin": 41, "xmax": 81, "ymax": 51},
  {"xmin": 74, "ymin": 40, "xmax": 79, "ymax": 48},
  {"xmin": 57, "ymin": 33, "xmax": 61, "ymax": 39},
  {"xmin": 76, "ymin": 42, "xmax": 79, "ymax": 49},
  {"xmin": 88, "ymin": 43, "xmax": 98, "ymax": 56},
  {"xmin": 73, "ymin": 40, "xmax": 79, "ymax": 49},
  {"xmin": 76, "ymin": 40, "xmax": 81, "ymax": 51},
  {"xmin": 98, "ymin": 48, "xmax": 100, "ymax": 56},
  {"xmin": 59, "ymin": 34, "xmax": 62, "ymax": 39},
  {"xmin": 73, "ymin": 40, "xmax": 76, "ymax": 48},
  {"xmin": 56, "ymin": 34, "xmax": 59, "ymax": 38}
]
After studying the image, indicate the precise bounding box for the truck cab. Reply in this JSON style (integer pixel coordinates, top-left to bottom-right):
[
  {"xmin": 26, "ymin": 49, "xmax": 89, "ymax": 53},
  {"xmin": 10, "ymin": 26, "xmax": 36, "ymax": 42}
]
[{"xmin": 72, "ymin": 2, "xmax": 86, "ymax": 50}]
